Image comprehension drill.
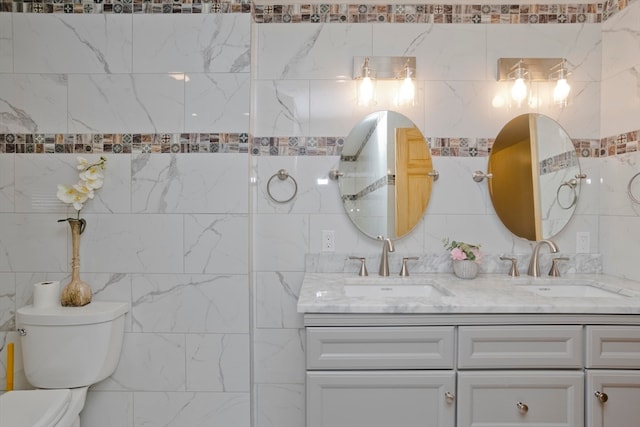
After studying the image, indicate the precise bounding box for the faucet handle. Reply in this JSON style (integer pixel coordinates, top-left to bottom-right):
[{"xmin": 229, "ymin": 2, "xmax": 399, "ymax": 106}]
[
  {"xmin": 348, "ymin": 256, "xmax": 368, "ymax": 277},
  {"xmin": 400, "ymin": 257, "xmax": 419, "ymax": 277},
  {"xmin": 500, "ymin": 256, "xmax": 520, "ymax": 277},
  {"xmin": 548, "ymin": 257, "xmax": 570, "ymax": 277}
]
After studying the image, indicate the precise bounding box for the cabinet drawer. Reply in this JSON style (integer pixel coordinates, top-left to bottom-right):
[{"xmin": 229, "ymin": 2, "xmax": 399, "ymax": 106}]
[
  {"xmin": 586, "ymin": 325, "xmax": 640, "ymax": 368},
  {"xmin": 306, "ymin": 326, "xmax": 455, "ymax": 370},
  {"xmin": 458, "ymin": 325, "xmax": 583, "ymax": 368},
  {"xmin": 457, "ymin": 371, "xmax": 584, "ymax": 427},
  {"xmin": 307, "ymin": 371, "xmax": 455, "ymax": 427}
]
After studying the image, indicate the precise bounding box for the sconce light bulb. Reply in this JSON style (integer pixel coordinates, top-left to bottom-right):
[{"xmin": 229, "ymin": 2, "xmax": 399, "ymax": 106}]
[
  {"xmin": 511, "ymin": 77, "xmax": 528, "ymax": 104},
  {"xmin": 397, "ymin": 76, "xmax": 416, "ymax": 106},
  {"xmin": 553, "ymin": 78, "xmax": 571, "ymax": 105},
  {"xmin": 358, "ymin": 76, "xmax": 375, "ymax": 106}
]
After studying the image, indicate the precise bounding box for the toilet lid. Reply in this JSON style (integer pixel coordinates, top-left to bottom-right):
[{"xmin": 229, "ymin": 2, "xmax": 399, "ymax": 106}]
[{"xmin": 0, "ymin": 389, "xmax": 71, "ymax": 427}]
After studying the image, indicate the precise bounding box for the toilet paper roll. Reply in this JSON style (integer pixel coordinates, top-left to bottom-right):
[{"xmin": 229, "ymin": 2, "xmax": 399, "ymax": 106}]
[{"xmin": 33, "ymin": 281, "xmax": 61, "ymax": 309}]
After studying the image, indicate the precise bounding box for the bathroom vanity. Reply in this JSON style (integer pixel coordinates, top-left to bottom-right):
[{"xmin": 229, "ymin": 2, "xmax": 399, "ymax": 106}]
[{"xmin": 297, "ymin": 273, "xmax": 640, "ymax": 427}]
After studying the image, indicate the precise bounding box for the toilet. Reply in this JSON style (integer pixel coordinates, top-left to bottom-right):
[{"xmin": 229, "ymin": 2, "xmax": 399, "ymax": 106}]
[{"xmin": 0, "ymin": 301, "xmax": 129, "ymax": 427}]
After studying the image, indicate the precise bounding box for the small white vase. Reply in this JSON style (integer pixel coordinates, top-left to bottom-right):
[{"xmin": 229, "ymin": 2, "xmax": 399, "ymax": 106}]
[{"xmin": 453, "ymin": 260, "xmax": 479, "ymax": 279}]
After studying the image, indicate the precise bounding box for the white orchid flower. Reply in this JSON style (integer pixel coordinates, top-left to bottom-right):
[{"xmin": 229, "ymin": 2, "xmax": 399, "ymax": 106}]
[
  {"xmin": 76, "ymin": 157, "xmax": 89, "ymax": 171},
  {"xmin": 57, "ymin": 184, "xmax": 89, "ymax": 211},
  {"xmin": 79, "ymin": 167, "xmax": 104, "ymax": 190}
]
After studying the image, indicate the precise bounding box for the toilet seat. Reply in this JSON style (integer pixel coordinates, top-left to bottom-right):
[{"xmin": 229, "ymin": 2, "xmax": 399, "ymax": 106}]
[{"xmin": 0, "ymin": 389, "xmax": 71, "ymax": 427}]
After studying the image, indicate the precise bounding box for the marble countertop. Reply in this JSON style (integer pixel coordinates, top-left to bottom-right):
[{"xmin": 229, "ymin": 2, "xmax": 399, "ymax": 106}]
[{"xmin": 297, "ymin": 273, "xmax": 640, "ymax": 314}]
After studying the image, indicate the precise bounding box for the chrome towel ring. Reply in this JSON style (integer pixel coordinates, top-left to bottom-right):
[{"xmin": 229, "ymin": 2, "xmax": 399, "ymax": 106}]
[
  {"xmin": 557, "ymin": 179, "xmax": 578, "ymax": 209},
  {"xmin": 267, "ymin": 169, "xmax": 298, "ymax": 204},
  {"xmin": 627, "ymin": 172, "xmax": 640, "ymax": 204}
]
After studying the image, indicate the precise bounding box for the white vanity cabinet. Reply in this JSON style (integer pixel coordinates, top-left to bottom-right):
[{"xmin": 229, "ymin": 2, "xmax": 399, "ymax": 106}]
[
  {"xmin": 303, "ymin": 315, "xmax": 640, "ymax": 427},
  {"xmin": 585, "ymin": 326, "xmax": 640, "ymax": 427}
]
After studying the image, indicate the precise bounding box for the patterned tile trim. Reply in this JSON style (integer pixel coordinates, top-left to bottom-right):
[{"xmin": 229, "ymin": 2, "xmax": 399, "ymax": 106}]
[
  {"xmin": 0, "ymin": 131, "xmax": 636, "ymax": 157},
  {"xmin": 1, "ymin": 0, "xmax": 635, "ymax": 20},
  {"xmin": 0, "ymin": 133, "xmax": 249, "ymax": 154},
  {"xmin": 1, "ymin": 0, "xmax": 251, "ymax": 14}
]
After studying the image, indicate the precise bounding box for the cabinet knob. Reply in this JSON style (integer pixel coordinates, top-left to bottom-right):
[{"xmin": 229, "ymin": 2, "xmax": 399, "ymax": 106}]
[
  {"xmin": 595, "ymin": 391, "xmax": 609, "ymax": 403},
  {"xmin": 516, "ymin": 402, "xmax": 529, "ymax": 414},
  {"xmin": 444, "ymin": 391, "xmax": 455, "ymax": 402}
]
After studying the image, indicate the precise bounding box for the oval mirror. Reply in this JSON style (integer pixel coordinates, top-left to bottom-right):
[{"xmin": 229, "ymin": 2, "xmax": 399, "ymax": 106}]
[
  {"xmin": 488, "ymin": 113, "xmax": 582, "ymax": 241},
  {"xmin": 337, "ymin": 111, "xmax": 435, "ymax": 240}
]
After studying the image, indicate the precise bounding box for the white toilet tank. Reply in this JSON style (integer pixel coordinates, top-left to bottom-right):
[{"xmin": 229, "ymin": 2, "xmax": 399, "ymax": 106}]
[{"xmin": 16, "ymin": 301, "xmax": 129, "ymax": 389}]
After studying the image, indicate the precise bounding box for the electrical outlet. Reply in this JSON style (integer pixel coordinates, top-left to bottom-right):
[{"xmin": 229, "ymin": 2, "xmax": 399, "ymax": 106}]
[
  {"xmin": 576, "ymin": 232, "xmax": 590, "ymax": 253},
  {"xmin": 322, "ymin": 230, "xmax": 335, "ymax": 252}
]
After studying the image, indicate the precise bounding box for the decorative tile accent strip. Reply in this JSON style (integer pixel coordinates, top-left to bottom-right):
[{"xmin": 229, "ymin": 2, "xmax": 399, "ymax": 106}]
[
  {"xmin": 1, "ymin": 132, "xmax": 636, "ymax": 157},
  {"xmin": 253, "ymin": 3, "xmax": 606, "ymax": 24},
  {"xmin": 539, "ymin": 150, "xmax": 579, "ymax": 176},
  {"xmin": 1, "ymin": 0, "xmax": 251, "ymax": 14},
  {"xmin": 342, "ymin": 173, "xmax": 393, "ymax": 201},
  {"xmin": 1, "ymin": 0, "xmax": 635, "ymax": 20},
  {"xmin": 0, "ymin": 133, "xmax": 249, "ymax": 154}
]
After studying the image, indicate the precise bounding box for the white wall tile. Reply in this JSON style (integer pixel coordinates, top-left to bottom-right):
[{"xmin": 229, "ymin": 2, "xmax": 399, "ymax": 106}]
[
  {"xmin": 428, "ymin": 157, "xmax": 491, "ymax": 215},
  {"xmin": 185, "ymin": 73, "xmax": 250, "ymax": 132},
  {"xmin": 79, "ymin": 214, "xmax": 184, "ymax": 274},
  {"xmin": 131, "ymin": 153, "xmax": 248, "ymax": 214},
  {"xmin": 253, "ymin": 329, "xmax": 305, "ymax": 384},
  {"xmin": 184, "ymin": 214, "xmax": 248, "ymax": 274},
  {"xmin": 255, "ymin": 23, "xmax": 370, "ymax": 80},
  {"xmin": 373, "ymin": 23, "xmax": 486, "ymax": 81},
  {"xmin": 599, "ymin": 151, "xmax": 640, "ymax": 217},
  {"xmin": 81, "ymin": 392, "xmax": 134, "ymax": 427},
  {"xmin": 133, "ymin": 14, "xmax": 250, "ymax": 73},
  {"xmin": 68, "ymin": 74, "xmax": 184, "ymax": 133},
  {"xmin": 253, "ymin": 80, "xmax": 310, "ymax": 137},
  {"xmin": 255, "ymin": 384, "xmax": 305, "ymax": 427},
  {"xmin": 253, "ymin": 214, "xmax": 308, "ymax": 271},
  {"xmin": 97, "ymin": 333, "xmax": 185, "ymax": 391},
  {"xmin": 0, "ymin": 74, "xmax": 68, "ymax": 133},
  {"xmin": 255, "ymin": 156, "xmax": 342, "ymax": 214},
  {"xmin": 13, "ymin": 14, "xmax": 132, "ymax": 74},
  {"xmin": 131, "ymin": 274, "xmax": 249, "ymax": 333},
  {"xmin": 0, "ymin": 213, "xmax": 67, "ymax": 272},
  {"xmin": 0, "ymin": 155, "xmax": 14, "ymax": 213},
  {"xmin": 0, "ymin": 14, "xmax": 12, "ymax": 73},
  {"xmin": 600, "ymin": 215, "xmax": 640, "ymax": 281},
  {"xmin": 255, "ymin": 272, "xmax": 304, "ymax": 329},
  {"xmin": 134, "ymin": 391, "xmax": 250, "ymax": 427},
  {"xmin": 186, "ymin": 333, "xmax": 250, "ymax": 392},
  {"xmin": 0, "ymin": 273, "xmax": 15, "ymax": 331},
  {"xmin": 14, "ymin": 154, "xmax": 131, "ymax": 214}
]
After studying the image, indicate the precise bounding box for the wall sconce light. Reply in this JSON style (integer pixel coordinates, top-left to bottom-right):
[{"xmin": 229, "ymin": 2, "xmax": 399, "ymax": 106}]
[
  {"xmin": 549, "ymin": 59, "xmax": 571, "ymax": 107},
  {"xmin": 354, "ymin": 56, "xmax": 416, "ymax": 107},
  {"xmin": 498, "ymin": 58, "xmax": 571, "ymax": 108}
]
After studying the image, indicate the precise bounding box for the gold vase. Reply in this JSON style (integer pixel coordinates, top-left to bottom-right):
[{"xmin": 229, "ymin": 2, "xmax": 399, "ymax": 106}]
[{"xmin": 60, "ymin": 218, "xmax": 92, "ymax": 307}]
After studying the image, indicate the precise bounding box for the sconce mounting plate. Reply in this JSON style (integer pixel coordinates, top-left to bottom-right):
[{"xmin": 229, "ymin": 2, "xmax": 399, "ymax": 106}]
[
  {"xmin": 354, "ymin": 56, "xmax": 416, "ymax": 79},
  {"xmin": 497, "ymin": 58, "xmax": 566, "ymax": 82}
]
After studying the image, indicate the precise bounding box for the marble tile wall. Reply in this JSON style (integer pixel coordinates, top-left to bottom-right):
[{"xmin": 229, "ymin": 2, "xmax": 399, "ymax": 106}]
[{"xmin": 0, "ymin": 1, "xmax": 638, "ymax": 427}]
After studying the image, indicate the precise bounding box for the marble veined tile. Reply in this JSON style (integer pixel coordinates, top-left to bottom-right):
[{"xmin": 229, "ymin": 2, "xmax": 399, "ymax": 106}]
[
  {"xmin": 0, "ymin": 15, "xmax": 12, "ymax": 73},
  {"xmin": 0, "ymin": 156, "xmax": 14, "ymax": 213},
  {"xmin": 131, "ymin": 274, "xmax": 249, "ymax": 333},
  {"xmin": 0, "ymin": 74, "xmax": 68, "ymax": 134},
  {"xmin": 255, "ymin": 384, "xmax": 305, "ymax": 427},
  {"xmin": 255, "ymin": 23, "xmax": 370, "ymax": 80},
  {"xmin": 253, "ymin": 328, "xmax": 305, "ymax": 384},
  {"xmin": 252, "ymin": 80, "xmax": 310, "ymax": 137},
  {"xmin": 602, "ymin": 1, "xmax": 640, "ymax": 80},
  {"xmin": 255, "ymin": 271, "xmax": 304, "ymax": 329},
  {"xmin": 132, "ymin": 14, "xmax": 250, "ymax": 73},
  {"xmin": 13, "ymin": 14, "xmax": 132, "ymax": 74},
  {"xmin": 0, "ymin": 273, "xmax": 15, "ymax": 331},
  {"xmin": 185, "ymin": 73, "xmax": 250, "ymax": 133},
  {"xmin": 186, "ymin": 334, "xmax": 250, "ymax": 392},
  {"xmin": 131, "ymin": 153, "xmax": 248, "ymax": 213},
  {"xmin": 134, "ymin": 392, "xmax": 250, "ymax": 427},
  {"xmin": 68, "ymin": 74, "xmax": 184, "ymax": 134},
  {"xmin": 81, "ymin": 391, "xmax": 133, "ymax": 427},
  {"xmin": 14, "ymin": 154, "xmax": 131, "ymax": 215}
]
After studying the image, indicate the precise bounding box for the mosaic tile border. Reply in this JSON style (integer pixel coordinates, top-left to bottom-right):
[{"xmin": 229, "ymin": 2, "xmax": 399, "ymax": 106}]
[
  {"xmin": 0, "ymin": 130, "xmax": 636, "ymax": 157},
  {"xmin": 0, "ymin": 132, "xmax": 249, "ymax": 153},
  {"xmin": 0, "ymin": 0, "xmax": 636, "ymax": 20}
]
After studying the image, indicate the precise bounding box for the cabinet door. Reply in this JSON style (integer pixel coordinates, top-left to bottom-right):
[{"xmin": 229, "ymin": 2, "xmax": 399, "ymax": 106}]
[
  {"xmin": 457, "ymin": 371, "xmax": 583, "ymax": 427},
  {"xmin": 306, "ymin": 370, "xmax": 455, "ymax": 427},
  {"xmin": 586, "ymin": 370, "xmax": 640, "ymax": 427}
]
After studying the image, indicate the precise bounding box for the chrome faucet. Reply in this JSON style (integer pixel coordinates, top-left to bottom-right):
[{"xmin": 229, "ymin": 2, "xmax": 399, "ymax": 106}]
[
  {"xmin": 527, "ymin": 239, "xmax": 559, "ymax": 277},
  {"xmin": 377, "ymin": 236, "xmax": 395, "ymax": 276}
]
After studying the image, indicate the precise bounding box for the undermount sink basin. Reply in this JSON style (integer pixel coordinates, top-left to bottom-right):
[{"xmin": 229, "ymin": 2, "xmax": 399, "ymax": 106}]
[
  {"xmin": 343, "ymin": 277, "xmax": 450, "ymax": 298},
  {"xmin": 515, "ymin": 282, "xmax": 626, "ymax": 298}
]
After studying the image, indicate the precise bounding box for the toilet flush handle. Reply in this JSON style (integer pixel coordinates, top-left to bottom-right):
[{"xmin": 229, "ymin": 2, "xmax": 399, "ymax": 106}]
[{"xmin": 17, "ymin": 328, "xmax": 26, "ymax": 336}]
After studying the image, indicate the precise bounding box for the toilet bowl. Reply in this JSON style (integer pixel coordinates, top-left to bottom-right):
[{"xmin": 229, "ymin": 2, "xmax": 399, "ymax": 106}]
[{"xmin": 0, "ymin": 301, "xmax": 129, "ymax": 427}]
